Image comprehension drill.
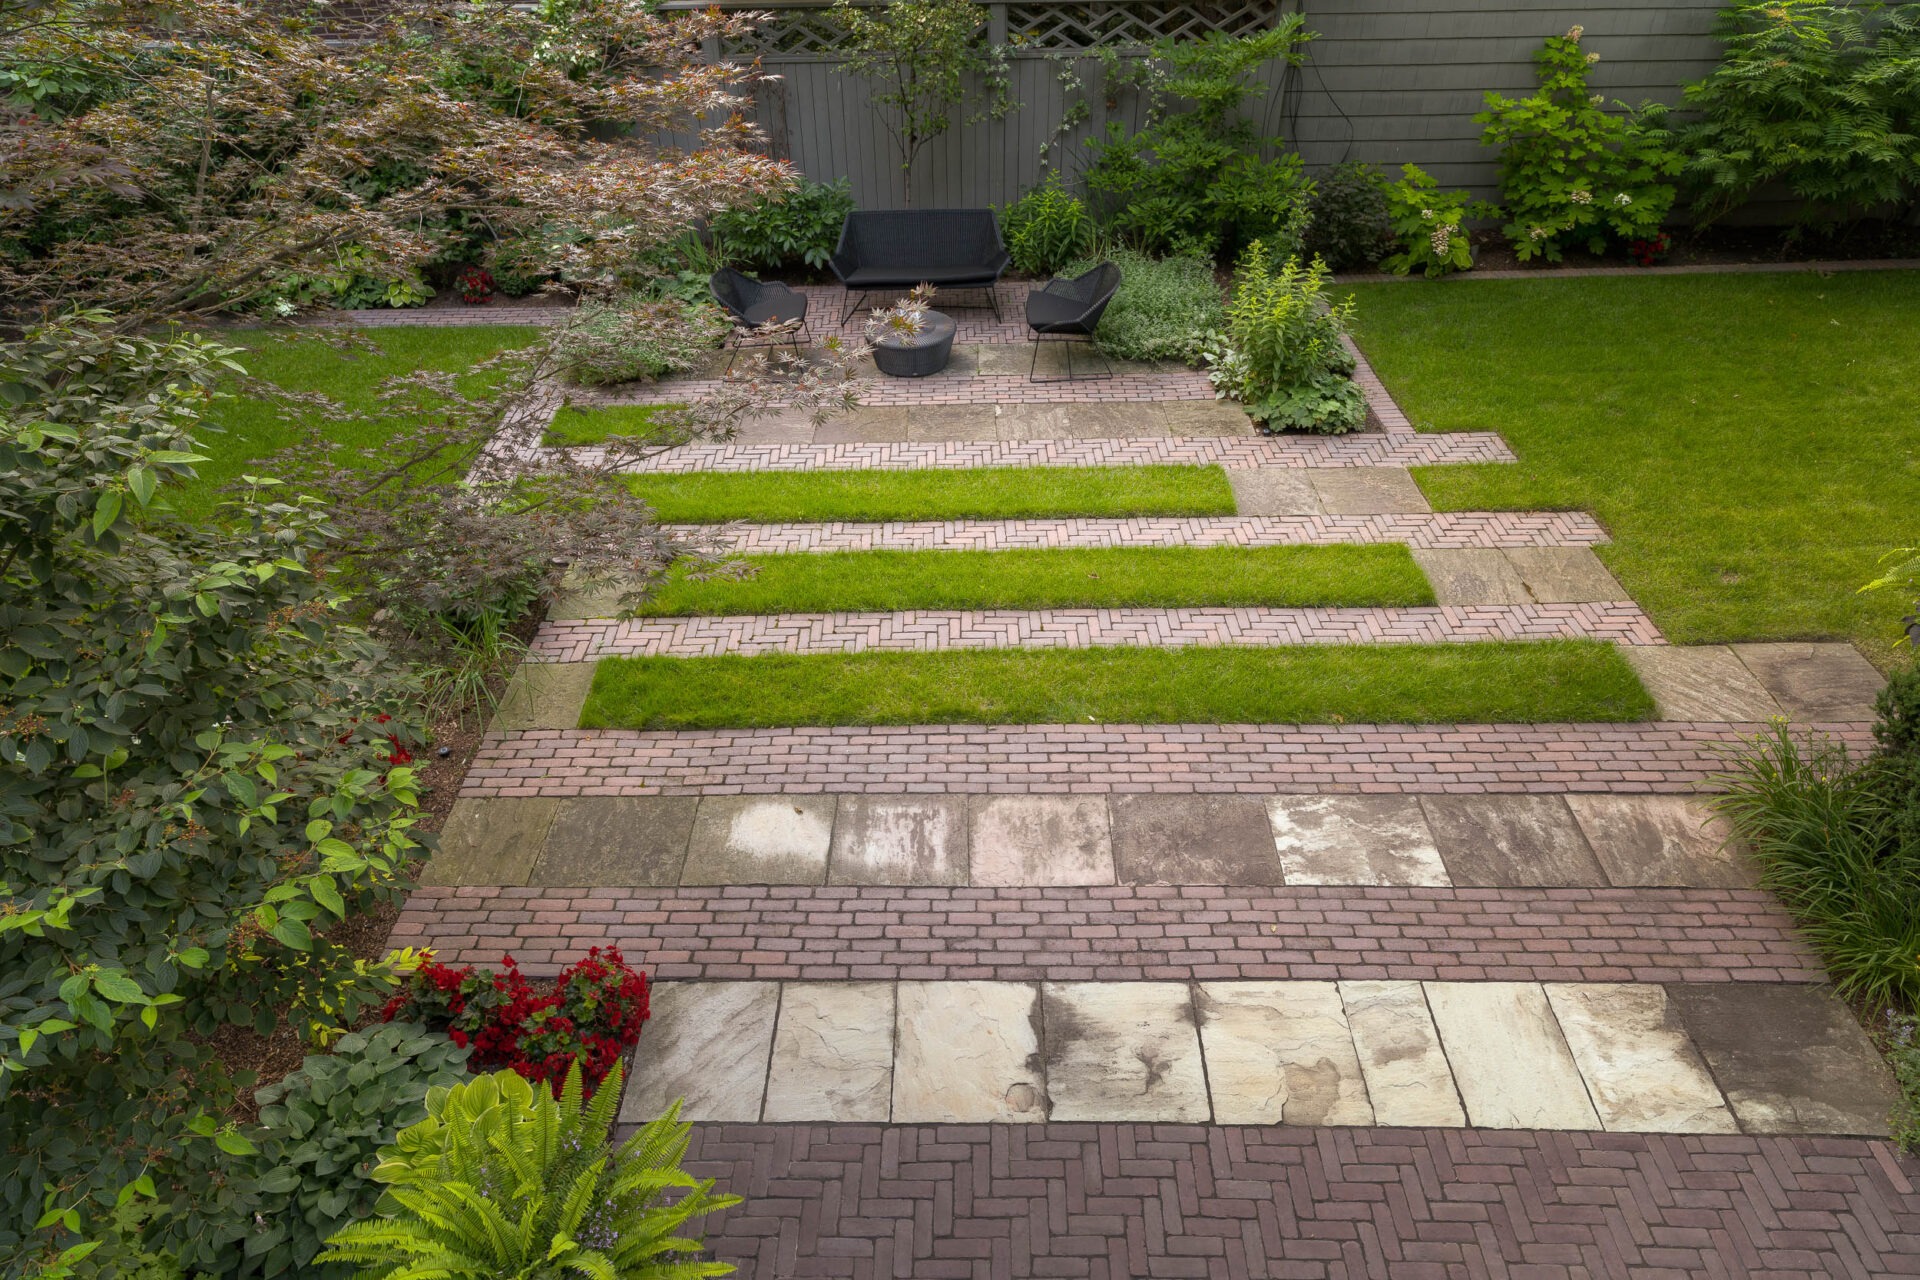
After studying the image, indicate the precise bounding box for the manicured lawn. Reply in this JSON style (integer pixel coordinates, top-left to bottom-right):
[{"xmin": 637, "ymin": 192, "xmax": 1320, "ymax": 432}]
[
  {"xmin": 1346, "ymin": 272, "xmax": 1920, "ymax": 667},
  {"xmin": 627, "ymin": 465, "xmax": 1237, "ymax": 522},
  {"xmin": 177, "ymin": 325, "xmax": 541, "ymax": 517},
  {"xmin": 639, "ymin": 545, "xmax": 1434, "ymax": 614},
  {"xmin": 546, "ymin": 402, "xmax": 682, "ymax": 447},
  {"xmin": 580, "ymin": 640, "xmax": 1653, "ymax": 728}
]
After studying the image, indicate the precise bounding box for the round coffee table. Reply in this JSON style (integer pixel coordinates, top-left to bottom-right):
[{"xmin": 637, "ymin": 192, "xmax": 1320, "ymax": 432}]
[{"xmin": 872, "ymin": 309, "xmax": 956, "ymax": 377}]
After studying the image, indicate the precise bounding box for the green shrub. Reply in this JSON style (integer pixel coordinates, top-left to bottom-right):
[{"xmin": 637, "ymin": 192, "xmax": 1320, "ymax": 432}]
[
  {"xmin": 260, "ymin": 245, "xmax": 434, "ymax": 315},
  {"xmin": 1303, "ymin": 161, "xmax": 1394, "ymax": 271},
  {"xmin": 709, "ymin": 176, "xmax": 854, "ymax": 272},
  {"xmin": 318, "ymin": 1064, "xmax": 740, "ymax": 1279},
  {"xmin": 1205, "ymin": 246, "xmax": 1364, "ymax": 434},
  {"xmin": 1673, "ymin": 0, "xmax": 1920, "ymax": 226},
  {"xmin": 1887, "ymin": 1011, "xmax": 1920, "ymax": 1152},
  {"xmin": 240, "ymin": 1023, "xmax": 472, "ymax": 1279},
  {"xmin": 1476, "ymin": 26, "xmax": 1681, "ymax": 261},
  {"xmin": 1379, "ymin": 164, "xmax": 1478, "ymax": 277},
  {"xmin": 552, "ymin": 295, "xmax": 730, "ymax": 386},
  {"xmin": 1070, "ymin": 248, "xmax": 1224, "ymax": 364},
  {"xmin": 1001, "ymin": 173, "xmax": 1095, "ymax": 276}
]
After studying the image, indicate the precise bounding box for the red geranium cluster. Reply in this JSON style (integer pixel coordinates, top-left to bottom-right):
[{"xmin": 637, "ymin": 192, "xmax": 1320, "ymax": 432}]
[
  {"xmin": 455, "ymin": 265, "xmax": 496, "ymax": 304},
  {"xmin": 1629, "ymin": 232, "xmax": 1671, "ymax": 267},
  {"xmin": 382, "ymin": 947, "xmax": 650, "ymax": 1094}
]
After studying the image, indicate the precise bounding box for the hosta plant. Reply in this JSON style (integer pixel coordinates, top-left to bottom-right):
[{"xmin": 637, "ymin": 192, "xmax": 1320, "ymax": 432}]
[{"xmin": 318, "ymin": 1064, "xmax": 740, "ymax": 1279}]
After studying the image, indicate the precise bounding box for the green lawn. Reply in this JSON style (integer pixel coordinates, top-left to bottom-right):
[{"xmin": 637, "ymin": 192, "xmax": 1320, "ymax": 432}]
[
  {"xmin": 628, "ymin": 465, "xmax": 1237, "ymax": 522},
  {"xmin": 1346, "ymin": 271, "xmax": 1920, "ymax": 668},
  {"xmin": 174, "ymin": 325, "xmax": 541, "ymax": 517},
  {"xmin": 639, "ymin": 545, "xmax": 1434, "ymax": 614},
  {"xmin": 580, "ymin": 640, "xmax": 1653, "ymax": 728},
  {"xmin": 546, "ymin": 402, "xmax": 681, "ymax": 447}
]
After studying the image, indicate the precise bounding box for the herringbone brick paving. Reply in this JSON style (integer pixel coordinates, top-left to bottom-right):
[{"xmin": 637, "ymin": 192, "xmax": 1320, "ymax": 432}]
[
  {"xmin": 459, "ymin": 722, "xmax": 1879, "ymax": 797},
  {"xmin": 674, "ymin": 1123, "xmax": 1920, "ymax": 1279},
  {"xmin": 641, "ymin": 368, "xmax": 1220, "ymax": 405},
  {"xmin": 392, "ymin": 883, "xmax": 1825, "ymax": 983},
  {"xmin": 670, "ymin": 512, "xmax": 1612, "ymax": 553}
]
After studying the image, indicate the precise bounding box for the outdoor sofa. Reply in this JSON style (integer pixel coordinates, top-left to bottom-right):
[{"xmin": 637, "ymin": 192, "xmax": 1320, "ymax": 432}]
[{"xmin": 829, "ymin": 209, "xmax": 1011, "ymax": 323}]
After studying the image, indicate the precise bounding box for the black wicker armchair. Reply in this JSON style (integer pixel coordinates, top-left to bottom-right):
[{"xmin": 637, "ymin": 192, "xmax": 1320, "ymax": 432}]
[
  {"xmin": 1024, "ymin": 261, "xmax": 1121, "ymax": 382},
  {"xmin": 710, "ymin": 268, "xmax": 809, "ymax": 373}
]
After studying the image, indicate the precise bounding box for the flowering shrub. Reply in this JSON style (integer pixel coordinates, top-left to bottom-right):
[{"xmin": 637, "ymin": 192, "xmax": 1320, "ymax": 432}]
[
  {"xmin": 1380, "ymin": 164, "xmax": 1477, "ymax": 277},
  {"xmin": 1476, "ymin": 27, "xmax": 1681, "ymax": 262},
  {"xmin": 383, "ymin": 947, "xmax": 651, "ymax": 1094},
  {"xmin": 456, "ymin": 265, "xmax": 496, "ymax": 304},
  {"xmin": 1205, "ymin": 244, "xmax": 1364, "ymax": 435}
]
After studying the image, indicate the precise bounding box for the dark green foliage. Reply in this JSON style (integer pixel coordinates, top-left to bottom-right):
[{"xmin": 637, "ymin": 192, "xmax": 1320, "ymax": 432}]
[
  {"xmin": 1066, "ymin": 249, "xmax": 1224, "ymax": 365},
  {"xmin": 1673, "ymin": 0, "xmax": 1920, "ymax": 226},
  {"xmin": 1000, "ymin": 174, "xmax": 1095, "ymax": 276},
  {"xmin": 239, "ymin": 1023, "xmax": 471, "ymax": 1279},
  {"xmin": 1874, "ymin": 659, "xmax": 1920, "ymax": 758},
  {"xmin": 0, "ymin": 316, "xmax": 427, "ymax": 1270},
  {"xmin": 710, "ymin": 177, "xmax": 855, "ymax": 272},
  {"xmin": 1302, "ymin": 162, "xmax": 1394, "ymax": 271},
  {"xmin": 1083, "ymin": 25, "xmax": 1315, "ymax": 258}
]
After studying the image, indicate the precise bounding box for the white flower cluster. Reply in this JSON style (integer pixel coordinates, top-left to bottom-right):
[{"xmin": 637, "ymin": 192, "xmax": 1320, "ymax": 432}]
[
  {"xmin": 1528, "ymin": 226, "xmax": 1549, "ymax": 241},
  {"xmin": 1569, "ymin": 189, "xmax": 1592, "ymax": 205},
  {"xmin": 1614, "ymin": 192, "xmax": 1632, "ymax": 206},
  {"xmin": 1421, "ymin": 208, "xmax": 1436, "ymax": 220},
  {"xmin": 1566, "ymin": 24, "xmax": 1584, "ymax": 40},
  {"xmin": 1586, "ymin": 52, "xmax": 1600, "ymax": 64},
  {"xmin": 1430, "ymin": 225, "xmax": 1452, "ymax": 256}
]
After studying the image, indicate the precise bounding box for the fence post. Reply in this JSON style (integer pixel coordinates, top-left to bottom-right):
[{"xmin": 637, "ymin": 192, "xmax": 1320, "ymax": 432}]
[{"xmin": 988, "ymin": 1, "xmax": 1008, "ymax": 46}]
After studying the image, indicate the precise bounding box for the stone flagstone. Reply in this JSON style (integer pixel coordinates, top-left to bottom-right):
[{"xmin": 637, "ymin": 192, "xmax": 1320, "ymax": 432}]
[
  {"xmin": 1308, "ymin": 467, "xmax": 1432, "ymax": 515},
  {"xmin": 1504, "ymin": 546, "xmax": 1628, "ymax": 603},
  {"xmin": 680, "ymin": 796, "xmax": 835, "ymax": 885},
  {"xmin": 491, "ymin": 661, "xmax": 595, "ymax": 730},
  {"xmin": 1265, "ymin": 795, "xmax": 1449, "ymax": 886},
  {"xmin": 968, "ymin": 795, "xmax": 1114, "ymax": 886},
  {"xmin": 1623, "ymin": 645, "xmax": 1783, "ymax": 722},
  {"xmin": 1041, "ymin": 982, "xmax": 1209, "ymax": 1122},
  {"xmin": 1196, "ymin": 982, "xmax": 1373, "ymax": 1126},
  {"xmin": 421, "ymin": 796, "xmax": 554, "ymax": 886},
  {"xmin": 1565, "ymin": 794, "xmax": 1754, "ymax": 888},
  {"xmin": 1338, "ymin": 981, "xmax": 1466, "ymax": 1127},
  {"xmin": 761, "ymin": 982, "xmax": 895, "ymax": 1122},
  {"xmin": 1111, "ymin": 794, "xmax": 1281, "ymax": 886},
  {"xmin": 1424, "ymin": 982, "xmax": 1602, "ymax": 1130},
  {"xmin": 1732, "ymin": 641, "xmax": 1886, "ymax": 721},
  {"xmin": 1226, "ymin": 468, "xmax": 1321, "ymax": 515},
  {"xmin": 531, "ymin": 795, "xmax": 695, "ymax": 886},
  {"xmin": 827, "ymin": 795, "xmax": 967, "ymax": 885},
  {"xmin": 621, "ymin": 982, "xmax": 777, "ymax": 1124},
  {"xmin": 892, "ymin": 981, "xmax": 1045, "ymax": 1123},
  {"xmin": 1412, "ymin": 548, "xmax": 1530, "ymax": 606},
  {"xmin": 1545, "ymin": 983, "xmax": 1738, "ymax": 1134},
  {"xmin": 1418, "ymin": 794, "xmax": 1606, "ymax": 888}
]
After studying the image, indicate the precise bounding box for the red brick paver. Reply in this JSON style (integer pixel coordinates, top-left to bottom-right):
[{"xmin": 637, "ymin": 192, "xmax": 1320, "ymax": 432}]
[
  {"xmin": 676, "ymin": 1123, "xmax": 1920, "ymax": 1280},
  {"xmin": 394, "ymin": 883, "xmax": 1826, "ymax": 983},
  {"xmin": 460, "ymin": 722, "xmax": 1876, "ymax": 797}
]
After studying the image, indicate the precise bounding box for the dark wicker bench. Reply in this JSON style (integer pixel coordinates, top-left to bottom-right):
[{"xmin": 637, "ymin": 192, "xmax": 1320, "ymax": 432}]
[{"xmin": 829, "ymin": 209, "xmax": 1011, "ymax": 324}]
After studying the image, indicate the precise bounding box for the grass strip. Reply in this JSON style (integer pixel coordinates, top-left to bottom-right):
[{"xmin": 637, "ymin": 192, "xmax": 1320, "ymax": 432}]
[
  {"xmin": 580, "ymin": 640, "xmax": 1654, "ymax": 729},
  {"xmin": 639, "ymin": 545, "xmax": 1435, "ymax": 614},
  {"xmin": 626, "ymin": 465, "xmax": 1237, "ymax": 522},
  {"xmin": 545, "ymin": 402, "xmax": 683, "ymax": 447}
]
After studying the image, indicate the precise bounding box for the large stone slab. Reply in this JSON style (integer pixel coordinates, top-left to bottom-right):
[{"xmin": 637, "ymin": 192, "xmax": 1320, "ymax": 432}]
[
  {"xmin": 1411, "ymin": 549, "xmax": 1529, "ymax": 606},
  {"xmin": 969, "ymin": 795, "xmax": 1115, "ymax": 887},
  {"xmin": 1227, "ymin": 468, "xmax": 1323, "ymax": 516},
  {"xmin": 533, "ymin": 796, "xmax": 697, "ymax": 886},
  {"xmin": 1339, "ymin": 981, "xmax": 1465, "ymax": 1127},
  {"xmin": 1565, "ymin": 795, "xmax": 1755, "ymax": 888},
  {"xmin": 1196, "ymin": 982, "xmax": 1373, "ymax": 1126},
  {"xmin": 547, "ymin": 581, "xmax": 632, "ymax": 621},
  {"xmin": 905, "ymin": 404, "xmax": 997, "ymax": 443},
  {"xmin": 1158, "ymin": 401, "xmax": 1256, "ymax": 437},
  {"xmin": 1545, "ymin": 984, "xmax": 1738, "ymax": 1134},
  {"xmin": 1265, "ymin": 795, "xmax": 1449, "ymax": 887},
  {"xmin": 1732, "ymin": 642, "xmax": 1885, "ymax": 721},
  {"xmin": 828, "ymin": 795, "xmax": 968, "ymax": 885},
  {"xmin": 893, "ymin": 981, "xmax": 1046, "ymax": 1122},
  {"xmin": 681, "ymin": 796, "xmax": 835, "ymax": 885},
  {"xmin": 1503, "ymin": 547, "xmax": 1629, "ymax": 603},
  {"xmin": 621, "ymin": 982, "xmax": 778, "ymax": 1124},
  {"xmin": 1620, "ymin": 645, "xmax": 1783, "ymax": 722},
  {"xmin": 1665, "ymin": 984, "xmax": 1897, "ymax": 1136},
  {"xmin": 1424, "ymin": 982, "xmax": 1602, "ymax": 1130},
  {"xmin": 763, "ymin": 982, "xmax": 896, "ymax": 1122},
  {"xmin": 492, "ymin": 662, "xmax": 597, "ymax": 731},
  {"xmin": 1419, "ymin": 795, "xmax": 1605, "ymax": 887},
  {"xmin": 996, "ymin": 404, "xmax": 1075, "ymax": 440},
  {"xmin": 1111, "ymin": 795, "xmax": 1284, "ymax": 886},
  {"xmin": 1042, "ymin": 982, "xmax": 1209, "ymax": 1122},
  {"xmin": 1308, "ymin": 468, "xmax": 1431, "ymax": 515},
  {"xmin": 419, "ymin": 797, "xmax": 554, "ymax": 886},
  {"xmin": 812, "ymin": 408, "xmax": 908, "ymax": 443}
]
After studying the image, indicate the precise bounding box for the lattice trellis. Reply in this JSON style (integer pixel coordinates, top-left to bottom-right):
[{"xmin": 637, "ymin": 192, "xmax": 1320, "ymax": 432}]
[
  {"xmin": 718, "ymin": 1, "xmax": 1282, "ymax": 56},
  {"xmin": 1006, "ymin": 0, "xmax": 1276, "ymax": 49}
]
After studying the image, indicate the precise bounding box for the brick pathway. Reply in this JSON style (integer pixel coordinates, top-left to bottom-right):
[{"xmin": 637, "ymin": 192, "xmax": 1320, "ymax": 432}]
[
  {"xmin": 673, "ymin": 511, "xmax": 1612, "ymax": 552},
  {"xmin": 643, "ymin": 368, "xmax": 1219, "ymax": 406},
  {"xmin": 457, "ymin": 722, "xmax": 1877, "ymax": 797}
]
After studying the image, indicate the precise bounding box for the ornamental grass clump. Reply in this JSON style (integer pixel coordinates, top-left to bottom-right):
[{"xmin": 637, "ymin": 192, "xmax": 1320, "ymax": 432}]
[{"xmin": 1205, "ymin": 244, "xmax": 1365, "ymax": 434}]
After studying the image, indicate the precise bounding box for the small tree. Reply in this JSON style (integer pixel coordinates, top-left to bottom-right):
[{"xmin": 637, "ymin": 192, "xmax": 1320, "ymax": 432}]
[{"xmin": 837, "ymin": 0, "xmax": 1010, "ymax": 205}]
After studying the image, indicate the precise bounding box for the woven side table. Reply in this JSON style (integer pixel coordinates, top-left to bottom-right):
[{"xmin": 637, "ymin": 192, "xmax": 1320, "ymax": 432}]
[{"xmin": 872, "ymin": 310, "xmax": 956, "ymax": 377}]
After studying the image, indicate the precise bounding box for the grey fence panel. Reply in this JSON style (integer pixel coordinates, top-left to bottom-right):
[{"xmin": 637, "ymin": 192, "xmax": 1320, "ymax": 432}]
[{"xmin": 712, "ymin": 0, "xmax": 1732, "ymax": 208}]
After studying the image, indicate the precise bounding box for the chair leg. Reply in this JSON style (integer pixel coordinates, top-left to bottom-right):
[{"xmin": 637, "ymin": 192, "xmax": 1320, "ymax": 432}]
[
  {"xmin": 840, "ymin": 291, "xmax": 866, "ymax": 326},
  {"xmin": 1029, "ymin": 333, "xmax": 1040, "ymax": 382},
  {"xmin": 988, "ymin": 287, "xmax": 1003, "ymax": 324}
]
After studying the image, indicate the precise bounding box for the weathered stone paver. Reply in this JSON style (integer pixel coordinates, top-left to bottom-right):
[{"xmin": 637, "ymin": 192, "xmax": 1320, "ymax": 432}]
[
  {"xmin": 419, "ymin": 795, "xmax": 554, "ymax": 886},
  {"xmin": 760, "ymin": 982, "xmax": 894, "ymax": 1122},
  {"xmin": 967, "ymin": 795, "xmax": 1114, "ymax": 887},
  {"xmin": 1418, "ymin": 794, "xmax": 1606, "ymax": 887},
  {"xmin": 1305, "ymin": 466, "xmax": 1432, "ymax": 514},
  {"xmin": 1417, "ymin": 545, "xmax": 1631, "ymax": 606},
  {"xmin": 680, "ymin": 796, "xmax": 835, "ymax": 885},
  {"xmin": 1425, "ymin": 981, "xmax": 1602, "ymax": 1130},
  {"xmin": 530, "ymin": 795, "xmax": 696, "ymax": 886},
  {"xmin": 1733, "ymin": 640, "xmax": 1887, "ymax": 720},
  {"xmin": 825, "ymin": 795, "xmax": 967, "ymax": 885},
  {"xmin": 1109, "ymin": 794, "xmax": 1282, "ymax": 885},
  {"xmin": 1040, "ymin": 981, "xmax": 1209, "ymax": 1122},
  {"xmin": 1565, "ymin": 792, "xmax": 1755, "ymax": 888},
  {"xmin": 1338, "ymin": 980, "xmax": 1466, "ymax": 1126},
  {"xmin": 1265, "ymin": 794, "xmax": 1450, "ymax": 886},
  {"xmin": 1195, "ymin": 981, "xmax": 1373, "ymax": 1126},
  {"xmin": 1624, "ymin": 643, "xmax": 1786, "ymax": 720},
  {"xmin": 618, "ymin": 982, "xmax": 777, "ymax": 1125},
  {"xmin": 1544, "ymin": 982, "xmax": 1738, "ymax": 1134},
  {"xmin": 892, "ymin": 980, "xmax": 1045, "ymax": 1123}
]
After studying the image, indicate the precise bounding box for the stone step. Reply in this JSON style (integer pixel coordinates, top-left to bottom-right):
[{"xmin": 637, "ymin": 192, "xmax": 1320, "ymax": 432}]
[
  {"xmin": 525, "ymin": 603, "xmax": 1665, "ymax": 660},
  {"xmin": 458, "ymin": 721, "xmax": 1877, "ymax": 797},
  {"xmin": 418, "ymin": 792, "xmax": 1758, "ymax": 894},
  {"xmin": 611, "ymin": 977, "xmax": 1894, "ymax": 1137},
  {"xmin": 671, "ymin": 1123, "xmax": 1920, "ymax": 1278},
  {"xmin": 393, "ymin": 881, "xmax": 1822, "ymax": 987}
]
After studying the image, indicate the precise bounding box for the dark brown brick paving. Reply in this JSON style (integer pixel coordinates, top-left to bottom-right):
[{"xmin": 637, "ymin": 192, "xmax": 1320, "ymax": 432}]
[{"xmin": 674, "ymin": 1123, "xmax": 1920, "ymax": 1279}]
